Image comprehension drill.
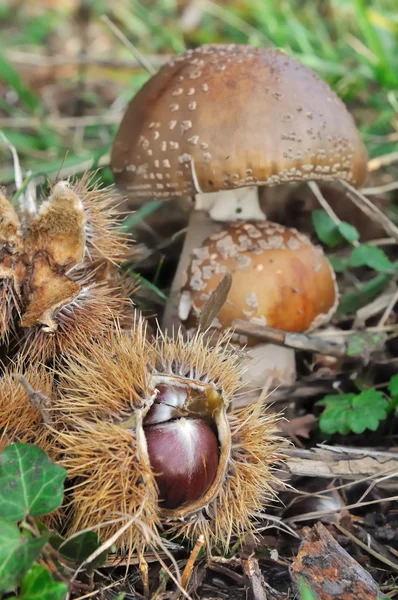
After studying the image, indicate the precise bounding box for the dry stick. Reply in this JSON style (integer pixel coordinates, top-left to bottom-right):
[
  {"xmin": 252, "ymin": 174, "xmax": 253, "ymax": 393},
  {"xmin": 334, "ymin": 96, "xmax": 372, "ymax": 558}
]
[
  {"xmin": 285, "ymin": 445, "xmax": 398, "ymax": 480},
  {"xmin": 7, "ymin": 49, "xmax": 170, "ymax": 69},
  {"xmin": 232, "ymin": 319, "xmax": 348, "ymax": 358},
  {"xmin": 308, "ymin": 181, "xmax": 359, "ymax": 247},
  {"xmin": 16, "ymin": 375, "xmax": 52, "ymax": 424},
  {"xmin": 139, "ymin": 553, "xmax": 150, "ymax": 599},
  {"xmin": 367, "ymin": 237, "xmax": 397, "ymax": 246},
  {"xmin": 334, "ymin": 522, "xmax": 398, "ymax": 573},
  {"xmin": 368, "ymin": 151, "xmax": 398, "ymax": 171},
  {"xmin": 340, "ymin": 180, "xmax": 398, "ymax": 240},
  {"xmin": 0, "ymin": 114, "xmax": 122, "ymax": 129},
  {"xmin": 241, "ymin": 556, "xmax": 268, "ymax": 600},
  {"xmin": 284, "ymin": 494, "xmax": 398, "ymax": 524},
  {"xmin": 179, "ymin": 534, "xmax": 205, "ymax": 596},
  {"xmin": 316, "ymin": 324, "xmax": 398, "ymax": 336},
  {"xmin": 73, "ymin": 581, "xmax": 123, "ymax": 600},
  {"xmin": 101, "ymin": 15, "xmax": 156, "ymax": 75},
  {"xmin": 362, "ymin": 180, "xmax": 398, "ymax": 195},
  {"xmin": 377, "ymin": 285, "xmax": 398, "ymax": 326}
]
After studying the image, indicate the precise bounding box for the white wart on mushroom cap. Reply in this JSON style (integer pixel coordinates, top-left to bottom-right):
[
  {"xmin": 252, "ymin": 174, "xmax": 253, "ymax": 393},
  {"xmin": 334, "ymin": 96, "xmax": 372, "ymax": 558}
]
[
  {"xmin": 179, "ymin": 221, "xmax": 338, "ymax": 343},
  {"xmin": 111, "ymin": 44, "xmax": 368, "ymax": 204}
]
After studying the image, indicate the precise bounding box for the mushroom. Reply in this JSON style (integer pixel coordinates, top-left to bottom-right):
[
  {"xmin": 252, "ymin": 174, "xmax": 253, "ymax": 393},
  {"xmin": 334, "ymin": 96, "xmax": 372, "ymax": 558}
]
[
  {"xmin": 111, "ymin": 44, "xmax": 367, "ymax": 329},
  {"xmin": 179, "ymin": 221, "xmax": 338, "ymax": 390}
]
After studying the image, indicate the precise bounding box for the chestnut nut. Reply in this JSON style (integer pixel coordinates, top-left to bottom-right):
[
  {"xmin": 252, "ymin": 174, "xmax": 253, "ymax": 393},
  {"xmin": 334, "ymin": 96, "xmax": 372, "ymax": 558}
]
[{"xmin": 144, "ymin": 384, "xmax": 220, "ymax": 509}]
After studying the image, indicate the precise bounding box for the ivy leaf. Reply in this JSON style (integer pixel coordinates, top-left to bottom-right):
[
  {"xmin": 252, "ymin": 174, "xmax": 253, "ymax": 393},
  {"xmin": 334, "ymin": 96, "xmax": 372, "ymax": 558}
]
[
  {"xmin": 0, "ymin": 444, "xmax": 67, "ymax": 521},
  {"xmin": 58, "ymin": 531, "xmax": 107, "ymax": 567},
  {"xmin": 318, "ymin": 390, "xmax": 388, "ymax": 435},
  {"xmin": 347, "ymin": 245, "xmax": 396, "ymax": 272},
  {"xmin": 16, "ymin": 564, "xmax": 67, "ymax": 600},
  {"xmin": 0, "ymin": 519, "xmax": 47, "ymax": 593}
]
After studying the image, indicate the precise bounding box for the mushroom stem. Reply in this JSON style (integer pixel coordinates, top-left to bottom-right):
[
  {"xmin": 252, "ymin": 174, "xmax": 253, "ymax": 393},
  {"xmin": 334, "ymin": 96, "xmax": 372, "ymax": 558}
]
[
  {"xmin": 235, "ymin": 343, "xmax": 296, "ymax": 407},
  {"xmin": 196, "ymin": 187, "xmax": 266, "ymax": 222},
  {"xmin": 162, "ymin": 209, "xmax": 219, "ymax": 331},
  {"xmin": 162, "ymin": 187, "xmax": 266, "ymax": 331}
]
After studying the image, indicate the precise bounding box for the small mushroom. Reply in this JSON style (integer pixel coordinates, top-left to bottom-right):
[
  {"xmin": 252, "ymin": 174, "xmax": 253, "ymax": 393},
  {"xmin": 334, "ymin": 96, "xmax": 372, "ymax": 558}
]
[
  {"xmin": 179, "ymin": 221, "xmax": 338, "ymax": 390},
  {"xmin": 111, "ymin": 44, "xmax": 367, "ymax": 329}
]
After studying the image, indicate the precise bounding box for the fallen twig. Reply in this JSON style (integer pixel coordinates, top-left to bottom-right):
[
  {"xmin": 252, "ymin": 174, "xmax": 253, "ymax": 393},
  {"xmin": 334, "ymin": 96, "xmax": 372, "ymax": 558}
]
[
  {"xmin": 290, "ymin": 522, "xmax": 382, "ymax": 599},
  {"xmin": 241, "ymin": 556, "xmax": 268, "ymax": 600},
  {"xmin": 285, "ymin": 445, "xmax": 398, "ymax": 480},
  {"xmin": 340, "ymin": 180, "xmax": 398, "ymax": 240},
  {"xmin": 232, "ymin": 320, "xmax": 349, "ymax": 358},
  {"xmin": 7, "ymin": 49, "xmax": 171, "ymax": 70}
]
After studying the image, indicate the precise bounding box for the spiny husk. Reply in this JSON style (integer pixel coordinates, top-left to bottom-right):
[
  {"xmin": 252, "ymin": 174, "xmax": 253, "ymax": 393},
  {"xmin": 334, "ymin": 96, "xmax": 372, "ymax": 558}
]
[
  {"xmin": 51, "ymin": 321, "xmax": 160, "ymax": 552},
  {"xmin": 71, "ymin": 173, "xmax": 129, "ymax": 264},
  {"xmin": 0, "ymin": 274, "xmax": 22, "ymax": 342},
  {"xmin": 51, "ymin": 324, "xmax": 285, "ymax": 553},
  {"xmin": 0, "ymin": 177, "xmax": 132, "ymax": 360},
  {"xmin": 168, "ymin": 400, "xmax": 284, "ymax": 549},
  {"xmin": 20, "ymin": 279, "xmax": 131, "ymax": 363},
  {"xmin": 0, "ymin": 191, "xmax": 24, "ymax": 342},
  {"xmin": 0, "ymin": 361, "xmax": 55, "ymax": 456}
]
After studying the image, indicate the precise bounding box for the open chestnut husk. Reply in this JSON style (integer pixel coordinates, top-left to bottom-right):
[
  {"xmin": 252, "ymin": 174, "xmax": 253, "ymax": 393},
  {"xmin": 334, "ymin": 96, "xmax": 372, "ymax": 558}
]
[{"xmin": 45, "ymin": 323, "xmax": 285, "ymax": 553}]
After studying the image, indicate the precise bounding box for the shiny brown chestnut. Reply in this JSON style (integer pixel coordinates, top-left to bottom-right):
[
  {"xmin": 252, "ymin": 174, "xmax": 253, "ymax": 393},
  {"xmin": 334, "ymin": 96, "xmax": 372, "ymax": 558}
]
[
  {"xmin": 143, "ymin": 383, "xmax": 221, "ymax": 509},
  {"xmin": 145, "ymin": 418, "xmax": 219, "ymax": 509}
]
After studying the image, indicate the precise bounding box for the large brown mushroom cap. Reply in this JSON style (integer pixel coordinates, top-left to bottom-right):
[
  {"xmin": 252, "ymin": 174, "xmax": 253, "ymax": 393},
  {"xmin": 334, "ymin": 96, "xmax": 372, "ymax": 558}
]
[
  {"xmin": 180, "ymin": 221, "xmax": 338, "ymax": 339},
  {"xmin": 112, "ymin": 44, "xmax": 368, "ymax": 199}
]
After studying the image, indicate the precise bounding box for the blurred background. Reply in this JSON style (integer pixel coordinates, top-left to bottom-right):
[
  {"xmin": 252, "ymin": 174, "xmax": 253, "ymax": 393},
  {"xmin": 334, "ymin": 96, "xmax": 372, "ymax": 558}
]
[
  {"xmin": 1, "ymin": 0, "xmax": 397, "ymax": 177},
  {"xmin": 0, "ymin": 0, "xmax": 397, "ymax": 310}
]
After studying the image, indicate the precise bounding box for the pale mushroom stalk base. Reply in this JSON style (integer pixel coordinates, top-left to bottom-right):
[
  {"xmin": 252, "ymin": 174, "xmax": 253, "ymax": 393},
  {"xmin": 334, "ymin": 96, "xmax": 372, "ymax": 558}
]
[
  {"xmin": 233, "ymin": 343, "xmax": 296, "ymax": 408},
  {"xmin": 162, "ymin": 186, "xmax": 265, "ymax": 331}
]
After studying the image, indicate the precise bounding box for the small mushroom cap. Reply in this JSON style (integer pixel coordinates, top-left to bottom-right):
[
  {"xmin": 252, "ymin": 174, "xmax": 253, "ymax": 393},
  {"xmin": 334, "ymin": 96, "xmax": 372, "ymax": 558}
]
[
  {"xmin": 111, "ymin": 44, "xmax": 368, "ymax": 199},
  {"xmin": 181, "ymin": 221, "xmax": 338, "ymax": 340}
]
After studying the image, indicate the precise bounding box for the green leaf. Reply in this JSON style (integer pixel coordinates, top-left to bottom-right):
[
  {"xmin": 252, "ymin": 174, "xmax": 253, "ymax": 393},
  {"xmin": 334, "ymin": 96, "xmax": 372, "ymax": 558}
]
[
  {"xmin": 123, "ymin": 269, "xmax": 167, "ymax": 303},
  {"xmin": 328, "ymin": 257, "xmax": 347, "ymax": 272},
  {"xmin": 350, "ymin": 391, "xmax": 388, "ymax": 433},
  {"xmin": 299, "ymin": 578, "xmax": 318, "ymax": 599},
  {"xmin": 347, "ymin": 245, "xmax": 396, "ymax": 272},
  {"xmin": 318, "ymin": 390, "xmax": 389, "ymax": 435},
  {"xmin": 312, "ymin": 210, "xmax": 342, "ymax": 247},
  {"xmin": 0, "ymin": 53, "xmax": 39, "ymax": 112},
  {"xmin": 389, "ymin": 375, "xmax": 398, "ymax": 399},
  {"xmin": 0, "ymin": 443, "xmax": 67, "ymax": 521},
  {"xmin": 59, "ymin": 531, "xmax": 107, "ymax": 567},
  {"xmin": 337, "ymin": 222, "xmax": 360, "ymax": 244},
  {"xmin": 337, "ymin": 273, "xmax": 392, "ymax": 315},
  {"xmin": 312, "ymin": 211, "xmax": 359, "ymax": 247},
  {"xmin": 346, "ymin": 331, "xmax": 387, "ymax": 358},
  {"xmin": 17, "ymin": 564, "xmax": 67, "ymax": 600},
  {"xmin": 318, "ymin": 394, "xmax": 356, "ymax": 435},
  {"xmin": 0, "ymin": 519, "xmax": 47, "ymax": 593},
  {"xmin": 119, "ymin": 200, "xmax": 163, "ymax": 232}
]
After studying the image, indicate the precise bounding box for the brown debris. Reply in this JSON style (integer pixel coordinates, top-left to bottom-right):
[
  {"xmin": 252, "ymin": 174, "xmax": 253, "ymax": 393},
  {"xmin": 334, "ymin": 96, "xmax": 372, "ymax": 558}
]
[{"xmin": 290, "ymin": 522, "xmax": 381, "ymax": 599}]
